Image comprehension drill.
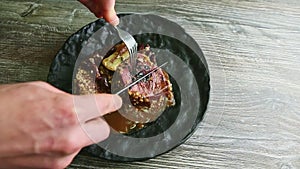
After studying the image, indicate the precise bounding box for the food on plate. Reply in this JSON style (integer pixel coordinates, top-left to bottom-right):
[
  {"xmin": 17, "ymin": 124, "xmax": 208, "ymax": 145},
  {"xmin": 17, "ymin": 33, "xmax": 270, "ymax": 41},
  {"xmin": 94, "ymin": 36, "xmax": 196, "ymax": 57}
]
[{"xmin": 75, "ymin": 43, "xmax": 175, "ymax": 133}]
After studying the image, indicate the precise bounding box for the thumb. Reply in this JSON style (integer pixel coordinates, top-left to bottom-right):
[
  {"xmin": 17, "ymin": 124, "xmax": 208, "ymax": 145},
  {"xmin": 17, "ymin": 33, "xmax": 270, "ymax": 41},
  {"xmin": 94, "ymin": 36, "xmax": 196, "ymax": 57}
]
[
  {"xmin": 74, "ymin": 94, "xmax": 122, "ymax": 123},
  {"xmin": 95, "ymin": 94, "xmax": 122, "ymax": 115}
]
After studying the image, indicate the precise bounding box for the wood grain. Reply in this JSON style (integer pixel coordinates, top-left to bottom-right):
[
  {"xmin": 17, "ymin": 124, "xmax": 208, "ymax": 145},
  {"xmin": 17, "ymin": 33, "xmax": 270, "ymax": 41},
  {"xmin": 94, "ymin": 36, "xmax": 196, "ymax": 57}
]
[{"xmin": 1, "ymin": 0, "xmax": 300, "ymax": 168}]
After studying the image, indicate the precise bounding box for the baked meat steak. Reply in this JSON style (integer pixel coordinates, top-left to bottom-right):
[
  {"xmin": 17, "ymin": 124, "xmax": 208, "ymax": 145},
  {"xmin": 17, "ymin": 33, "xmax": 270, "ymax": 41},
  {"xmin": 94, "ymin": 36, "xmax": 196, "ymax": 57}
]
[
  {"xmin": 75, "ymin": 43, "xmax": 175, "ymax": 133},
  {"xmin": 112, "ymin": 46, "xmax": 175, "ymax": 123}
]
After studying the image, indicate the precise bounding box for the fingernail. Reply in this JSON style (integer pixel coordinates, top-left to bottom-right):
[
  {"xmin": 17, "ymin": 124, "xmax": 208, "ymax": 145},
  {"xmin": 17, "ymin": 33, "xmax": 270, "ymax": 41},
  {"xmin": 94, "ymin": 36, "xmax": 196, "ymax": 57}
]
[{"xmin": 113, "ymin": 95, "xmax": 122, "ymax": 109}]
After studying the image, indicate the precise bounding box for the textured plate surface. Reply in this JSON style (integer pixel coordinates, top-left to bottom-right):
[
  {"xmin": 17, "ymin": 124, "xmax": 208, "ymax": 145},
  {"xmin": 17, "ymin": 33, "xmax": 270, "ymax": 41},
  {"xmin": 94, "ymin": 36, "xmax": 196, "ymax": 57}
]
[{"xmin": 47, "ymin": 14, "xmax": 210, "ymax": 161}]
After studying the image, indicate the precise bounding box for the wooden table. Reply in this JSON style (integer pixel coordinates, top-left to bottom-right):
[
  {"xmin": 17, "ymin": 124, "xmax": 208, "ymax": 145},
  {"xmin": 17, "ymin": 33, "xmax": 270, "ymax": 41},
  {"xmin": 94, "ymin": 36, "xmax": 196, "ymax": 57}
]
[{"xmin": 1, "ymin": 0, "xmax": 300, "ymax": 168}]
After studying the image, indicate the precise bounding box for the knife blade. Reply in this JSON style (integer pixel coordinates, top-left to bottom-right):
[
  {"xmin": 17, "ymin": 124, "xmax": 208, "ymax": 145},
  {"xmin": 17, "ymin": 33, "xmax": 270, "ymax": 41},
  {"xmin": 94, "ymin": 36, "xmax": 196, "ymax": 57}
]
[{"xmin": 115, "ymin": 62, "xmax": 168, "ymax": 95}]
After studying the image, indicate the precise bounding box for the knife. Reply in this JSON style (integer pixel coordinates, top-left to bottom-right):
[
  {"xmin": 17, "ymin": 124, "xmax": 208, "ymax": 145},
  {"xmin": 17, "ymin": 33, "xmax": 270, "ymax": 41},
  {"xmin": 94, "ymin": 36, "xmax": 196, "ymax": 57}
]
[{"xmin": 115, "ymin": 62, "xmax": 168, "ymax": 95}]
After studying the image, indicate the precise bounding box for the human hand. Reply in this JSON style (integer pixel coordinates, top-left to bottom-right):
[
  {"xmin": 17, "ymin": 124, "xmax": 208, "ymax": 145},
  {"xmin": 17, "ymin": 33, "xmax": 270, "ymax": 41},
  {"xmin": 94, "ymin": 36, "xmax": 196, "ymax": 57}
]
[
  {"xmin": 79, "ymin": 0, "xmax": 119, "ymax": 26},
  {"xmin": 0, "ymin": 81, "xmax": 122, "ymax": 168}
]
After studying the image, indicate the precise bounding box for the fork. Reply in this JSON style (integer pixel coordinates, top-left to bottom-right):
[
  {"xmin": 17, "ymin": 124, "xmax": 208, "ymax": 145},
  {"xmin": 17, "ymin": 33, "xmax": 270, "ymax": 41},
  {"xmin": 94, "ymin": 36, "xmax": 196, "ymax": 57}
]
[{"xmin": 114, "ymin": 26, "xmax": 137, "ymax": 74}]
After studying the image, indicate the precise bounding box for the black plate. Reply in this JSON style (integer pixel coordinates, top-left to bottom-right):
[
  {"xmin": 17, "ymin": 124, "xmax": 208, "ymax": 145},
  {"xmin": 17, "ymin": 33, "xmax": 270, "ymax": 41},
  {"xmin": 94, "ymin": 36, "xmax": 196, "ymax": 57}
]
[{"xmin": 47, "ymin": 14, "xmax": 210, "ymax": 161}]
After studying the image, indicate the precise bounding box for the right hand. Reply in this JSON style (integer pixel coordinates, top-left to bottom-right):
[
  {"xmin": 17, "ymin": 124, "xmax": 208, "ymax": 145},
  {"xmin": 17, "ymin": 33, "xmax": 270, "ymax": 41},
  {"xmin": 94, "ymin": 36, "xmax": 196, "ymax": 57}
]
[
  {"xmin": 79, "ymin": 0, "xmax": 119, "ymax": 26},
  {"xmin": 0, "ymin": 81, "xmax": 122, "ymax": 169}
]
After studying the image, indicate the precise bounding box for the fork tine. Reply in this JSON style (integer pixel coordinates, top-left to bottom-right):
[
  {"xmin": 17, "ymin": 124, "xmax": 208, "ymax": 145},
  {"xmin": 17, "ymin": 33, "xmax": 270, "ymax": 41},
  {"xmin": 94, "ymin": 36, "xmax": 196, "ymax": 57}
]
[{"xmin": 114, "ymin": 26, "xmax": 137, "ymax": 74}]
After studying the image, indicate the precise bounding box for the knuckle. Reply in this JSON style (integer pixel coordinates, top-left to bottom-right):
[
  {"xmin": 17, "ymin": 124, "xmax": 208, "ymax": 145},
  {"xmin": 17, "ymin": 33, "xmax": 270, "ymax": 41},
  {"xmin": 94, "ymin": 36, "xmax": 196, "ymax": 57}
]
[
  {"xmin": 53, "ymin": 95, "xmax": 78, "ymax": 126},
  {"xmin": 59, "ymin": 109, "xmax": 78, "ymax": 126},
  {"xmin": 60, "ymin": 137, "xmax": 79, "ymax": 154},
  {"xmin": 39, "ymin": 136, "xmax": 56, "ymax": 153},
  {"xmin": 43, "ymin": 134, "xmax": 80, "ymax": 155},
  {"xmin": 54, "ymin": 94, "xmax": 73, "ymax": 109}
]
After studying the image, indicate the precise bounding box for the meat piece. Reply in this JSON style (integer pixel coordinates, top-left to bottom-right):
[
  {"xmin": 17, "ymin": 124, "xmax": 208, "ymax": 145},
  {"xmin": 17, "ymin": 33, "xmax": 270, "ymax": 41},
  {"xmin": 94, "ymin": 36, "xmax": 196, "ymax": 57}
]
[
  {"xmin": 89, "ymin": 43, "xmax": 176, "ymax": 133},
  {"xmin": 113, "ymin": 48, "xmax": 175, "ymax": 123}
]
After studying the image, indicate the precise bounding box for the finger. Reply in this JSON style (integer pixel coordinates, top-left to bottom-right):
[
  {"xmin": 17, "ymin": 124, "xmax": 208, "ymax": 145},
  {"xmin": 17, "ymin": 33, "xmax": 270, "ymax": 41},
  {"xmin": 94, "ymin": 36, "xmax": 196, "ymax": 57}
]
[
  {"xmin": 74, "ymin": 94, "xmax": 122, "ymax": 123},
  {"xmin": 99, "ymin": 0, "xmax": 119, "ymax": 25},
  {"xmin": 102, "ymin": 8, "xmax": 119, "ymax": 26},
  {"xmin": 53, "ymin": 118, "xmax": 110, "ymax": 153},
  {"xmin": 0, "ymin": 151, "xmax": 79, "ymax": 169},
  {"xmin": 79, "ymin": 0, "xmax": 119, "ymax": 25},
  {"xmin": 78, "ymin": 117, "xmax": 110, "ymax": 144},
  {"xmin": 33, "ymin": 118, "xmax": 110, "ymax": 155}
]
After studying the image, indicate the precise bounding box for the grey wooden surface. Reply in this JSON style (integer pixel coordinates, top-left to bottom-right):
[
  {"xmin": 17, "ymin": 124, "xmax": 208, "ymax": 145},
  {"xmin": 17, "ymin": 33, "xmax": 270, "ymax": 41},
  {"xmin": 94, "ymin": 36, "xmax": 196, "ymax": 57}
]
[{"xmin": 1, "ymin": 0, "xmax": 300, "ymax": 168}]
